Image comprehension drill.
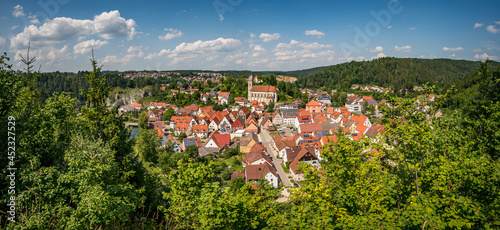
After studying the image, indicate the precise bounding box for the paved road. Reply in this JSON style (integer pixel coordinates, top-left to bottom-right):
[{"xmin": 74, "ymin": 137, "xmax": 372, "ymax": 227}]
[{"xmin": 258, "ymin": 130, "xmax": 292, "ymax": 187}]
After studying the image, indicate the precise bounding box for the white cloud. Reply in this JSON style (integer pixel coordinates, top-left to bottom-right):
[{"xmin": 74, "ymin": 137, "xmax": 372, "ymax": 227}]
[
  {"xmin": 159, "ymin": 28, "xmax": 183, "ymax": 40},
  {"xmin": 387, "ymin": 25, "xmax": 392, "ymax": 29},
  {"xmin": 486, "ymin": 25, "xmax": 500, "ymax": 34},
  {"xmin": 206, "ymin": 55, "xmax": 218, "ymax": 61},
  {"xmin": 369, "ymin": 46, "xmax": 383, "ymax": 53},
  {"xmin": 93, "ymin": 11, "xmax": 138, "ymax": 40},
  {"xmin": 273, "ymin": 40, "xmax": 334, "ymax": 62},
  {"xmin": 0, "ymin": 37, "xmax": 6, "ymax": 47},
  {"xmin": 13, "ymin": 5, "xmax": 25, "ymax": 18},
  {"xmin": 14, "ymin": 45, "xmax": 72, "ymax": 67},
  {"xmin": 219, "ymin": 14, "xmax": 224, "ymax": 21},
  {"xmin": 274, "ymin": 40, "xmax": 332, "ymax": 51},
  {"xmin": 10, "ymin": 10, "xmax": 138, "ymax": 49},
  {"xmin": 474, "ymin": 53, "xmax": 499, "ymax": 60},
  {"xmin": 496, "ymin": 21, "xmax": 500, "ymax": 25},
  {"xmin": 442, "ymin": 46, "xmax": 464, "ymax": 51},
  {"xmin": 73, "ymin": 39, "xmax": 108, "ymax": 54},
  {"xmin": 305, "ymin": 29, "xmax": 325, "ymax": 38},
  {"xmin": 250, "ymin": 33, "xmax": 256, "ymax": 38},
  {"xmin": 28, "ymin": 14, "xmax": 39, "ymax": 24},
  {"xmin": 394, "ymin": 45, "xmax": 412, "ymax": 53},
  {"xmin": 11, "ymin": 25, "xmax": 19, "ymax": 30},
  {"xmin": 259, "ymin": 33, "xmax": 280, "ymax": 42},
  {"xmin": 409, "ymin": 27, "xmax": 416, "ymax": 30},
  {"xmin": 144, "ymin": 49, "xmax": 171, "ymax": 60},
  {"xmin": 371, "ymin": 52, "xmax": 387, "ymax": 60},
  {"xmin": 471, "ymin": 48, "xmax": 482, "ymax": 52},
  {"xmin": 171, "ymin": 37, "xmax": 242, "ymax": 54},
  {"xmin": 11, "ymin": 18, "xmax": 94, "ymax": 49},
  {"xmin": 251, "ymin": 44, "xmax": 266, "ymax": 52},
  {"xmin": 449, "ymin": 53, "xmax": 456, "ymax": 57},
  {"xmin": 474, "ymin": 23, "xmax": 484, "ymax": 28},
  {"xmin": 99, "ymin": 55, "xmax": 119, "ymax": 64}
]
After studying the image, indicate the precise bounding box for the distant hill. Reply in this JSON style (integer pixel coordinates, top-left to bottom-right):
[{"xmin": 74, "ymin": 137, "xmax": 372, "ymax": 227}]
[{"xmin": 294, "ymin": 57, "xmax": 499, "ymax": 93}]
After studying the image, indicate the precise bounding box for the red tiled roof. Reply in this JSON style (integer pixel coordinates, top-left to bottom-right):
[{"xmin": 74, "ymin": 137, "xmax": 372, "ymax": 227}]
[
  {"xmin": 175, "ymin": 122, "xmax": 190, "ymax": 131},
  {"xmin": 250, "ymin": 85, "xmax": 277, "ymax": 93},
  {"xmin": 356, "ymin": 124, "xmax": 368, "ymax": 134},
  {"xmin": 313, "ymin": 116, "xmax": 327, "ymax": 123},
  {"xmin": 290, "ymin": 148, "xmax": 318, "ymax": 173},
  {"xmin": 245, "ymin": 163, "xmax": 277, "ymax": 181},
  {"xmin": 231, "ymin": 171, "xmax": 245, "ymax": 180},
  {"xmin": 192, "ymin": 124, "xmax": 208, "ymax": 133},
  {"xmin": 306, "ymin": 101, "xmax": 321, "ymax": 107},
  {"xmin": 296, "ymin": 115, "xmax": 312, "ymax": 123},
  {"xmin": 299, "ymin": 123, "xmax": 323, "ymax": 133},
  {"xmin": 212, "ymin": 133, "xmax": 231, "ymax": 148}
]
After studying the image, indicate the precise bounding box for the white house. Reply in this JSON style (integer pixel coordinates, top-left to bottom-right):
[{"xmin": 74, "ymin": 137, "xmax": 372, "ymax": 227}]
[{"xmin": 245, "ymin": 164, "xmax": 279, "ymax": 188}]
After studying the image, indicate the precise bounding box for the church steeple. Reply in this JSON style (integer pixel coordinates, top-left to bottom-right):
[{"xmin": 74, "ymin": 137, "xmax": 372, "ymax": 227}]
[{"xmin": 247, "ymin": 75, "xmax": 253, "ymax": 91}]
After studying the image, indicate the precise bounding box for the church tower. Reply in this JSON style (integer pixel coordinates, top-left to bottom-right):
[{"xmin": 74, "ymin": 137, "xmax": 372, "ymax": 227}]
[{"xmin": 247, "ymin": 75, "xmax": 253, "ymax": 97}]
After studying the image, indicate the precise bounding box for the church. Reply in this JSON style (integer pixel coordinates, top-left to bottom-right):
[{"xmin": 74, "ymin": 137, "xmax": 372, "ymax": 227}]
[{"xmin": 247, "ymin": 75, "xmax": 278, "ymax": 104}]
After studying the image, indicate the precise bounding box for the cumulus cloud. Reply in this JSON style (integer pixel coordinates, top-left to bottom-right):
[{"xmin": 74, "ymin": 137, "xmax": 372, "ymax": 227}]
[
  {"xmin": 251, "ymin": 44, "xmax": 266, "ymax": 52},
  {"xmin": 471, "ymin": 48, "xmax": 482, "ymax": 52},
  {"xmin": 449, "ymin": 53, "xmax": 456, "ymax": 57},
  {"xmin": 14, "ymin": 45, "xmax": 72, "ymax": 66},
  {"xmin": 171, "ymin": 37, "xmax": 242, "ymax": 54},
  {"xmin": 274, "ymin": 40, "xmax": 333, "ymax": 51},
  {"xmin": 13, "ymin": 5, "xmax": 25, "ymax": 18},
  {"xmin": 99, "ymin": 46, "xmax": 144, "ymax": 64},
  {"xmin": 305, "ymin": 29, "xmax": 325, "ymax": 38},
  {"xmin": 259, "ymin": 33, "xmax": 280, "ymax": 42},
  {"xmin": 486, "ymin": 25, "xmax": 500, "ymax": 34},
  {"xmin": 144, "ymin": 49, "xmax": 171, "ymax": 60},
  {"xmin": 159, "ymin": 28, "xmax": 183, "ymax": 40},
  {"xmin": 394, "ymin": 45, "xmax": 411, "ymax": 53},
  {"xmin": 371, "ymin": 52, "xmax": 387, "ymax": 60},
  {"xmin": 273, "ymin": 40, "xmax": 334, "ymax": 62},
  {"xmin": 474, "ymin": 23, "xmax": 484, "ymax": 28},
  {"xmin": 442, "ymin": 46, "xmax": 464, "ymax": 51},
  {"xmin": 28, "ymin": 14, "xmax": 39, "ymax": 24},
  {"xmin": 369, "ymin": 46, "xmax": 383, "ymax": 53},
  {"xmin": 10, "ymin": 10, "xmax": 137, "ymax": 49},
  {"xmin": 93, "ymin": 11, "xmax": 138, "ymax": 40},
  {"xmin": 474, "ymin": 53, "xmax": 498, "ymax": 60},
  {"xmin": 73, "ymin": 39, "xmax": 108, "ymax": 54}
]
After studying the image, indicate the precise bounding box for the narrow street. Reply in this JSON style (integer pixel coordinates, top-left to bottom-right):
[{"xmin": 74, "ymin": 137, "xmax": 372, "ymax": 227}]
[{"xmin": 258, "ymin": 130, "xmax": 292, "ymax": 187}]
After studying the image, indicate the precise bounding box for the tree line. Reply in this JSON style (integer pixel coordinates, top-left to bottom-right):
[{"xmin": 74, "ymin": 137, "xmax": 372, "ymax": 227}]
[{"xmin": 296, "ymin": 57, "xmax": 499, "ymax": 93}]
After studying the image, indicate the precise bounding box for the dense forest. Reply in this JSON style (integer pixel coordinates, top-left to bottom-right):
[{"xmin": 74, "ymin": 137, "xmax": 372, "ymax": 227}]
[
  {"xmin": 296, "ymin": 57, "xmax": 499, "ymax": 93},
  {"xmin": 1, "ymin": 51, "xmax": 499, "ymax": 229}
]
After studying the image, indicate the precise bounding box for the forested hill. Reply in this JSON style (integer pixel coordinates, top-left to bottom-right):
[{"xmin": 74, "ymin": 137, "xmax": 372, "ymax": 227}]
[{"xmin": 295, "ymin": 57, "xmax": 499, "ymax": 92}]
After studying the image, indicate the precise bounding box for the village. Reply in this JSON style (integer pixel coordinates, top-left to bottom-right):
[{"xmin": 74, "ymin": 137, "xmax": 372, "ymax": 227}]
[{"xmin": 119, "ymin": 74, "xmax": 436, "ymax": 196}]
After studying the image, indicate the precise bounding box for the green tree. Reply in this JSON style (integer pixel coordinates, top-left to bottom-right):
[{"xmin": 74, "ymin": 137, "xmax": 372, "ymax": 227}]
[
  {"xmin": 178, "ymin": 132, "xmax": 187, "ymax": 140},
  {"xmin": 164, "ymin": 107, "xmax": 175, "ymax": 121},
  {"xmin": 138, "ymin": 111, "xmax": 149, "ymax": 130},
  {"xmin": 137, "ymin": 128, "xmax": 161, "ymax": 163},
  {"xmin": 267, "ymin": 102, "xmax": 275, "ymax": 113}
]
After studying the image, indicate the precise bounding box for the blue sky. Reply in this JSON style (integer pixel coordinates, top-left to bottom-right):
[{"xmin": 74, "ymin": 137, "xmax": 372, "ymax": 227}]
[{"xmin": 0, "ymin": 0, "xmax": 499, "ymax": 72}]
